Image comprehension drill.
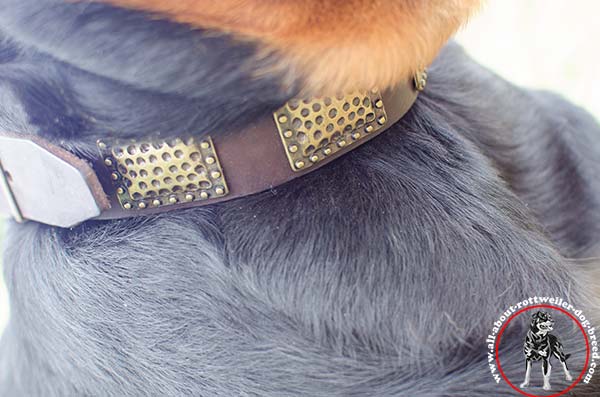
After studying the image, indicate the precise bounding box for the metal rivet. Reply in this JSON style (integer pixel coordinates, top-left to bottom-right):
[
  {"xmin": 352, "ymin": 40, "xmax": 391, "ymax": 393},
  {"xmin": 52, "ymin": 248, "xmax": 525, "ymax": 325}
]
[
  {"xmin": 98, "ymin": 141, "xmax": 107, "ymax": 150},
  {"xmin": 289, "ymin": 145, "xmax": 298, "ymax": 153},
  {"xmin": 310, "ymin": 155, "xmax": 319, "ymax": 163},
  {"xmin": 337, "ymin": 140, "xmax": 347, "ymax": 148},
  {"xmin": 169, "ymin": 196, "xmax": 178, "ymax": 204},
  {"xmin": 111, "ymin": 172, "xmax": 119, "ymax": 180},
  {"xmin": 278, "ymin": 115, "xmax": 288, "ymax": 123},
  {"xmin": 185, "ymin": 193, "xmax": 194, "ymax": 201},
  {"xmin": 116, "ymin": 187, "xmax": 125, "ymax": 194},
  {"xmin": 295, "ymin": 160, "xmax": 305, "ymax": 169},
  {"xmin": 104, "ymin": 158, "xmax": 113, "ymax": 166},
  {"xmin": 414, "ymin": 70, "xmax": 428, "ymax": 91},
  {"xmin": 123, "ymin": 202, "xmax": 132, "ymax": 209},
  {"xmin": 138, "ymin": 202, "xmax": 147, "ymax": 209},
  {"xmin": 210, "ymin": 171, "xmax": 221, "ymax": 179},
  {"xmin": 378, "ymin": 116, "xmax": 387, "ymax": 125},
  {"xmin": 352, "ymin": 132, "xmax": 361, "ymax": 140},
  {"xmin": 323, "ymin": 148, "xmax": 332, "ymax": 156},
  {"xmin": 152, "ymin": 199, "xmax": 161, "ymax": 207},
  {"xmin": 200, "ymin": 191, "xmax": 209, "ymax": 200},
  {"xmin": 365, "ymin": 125, "xmax": 374, "ymax": 133},
  {"xmin": 200, "ymin": 141, "xmax": 210, "ymax": 149},
  {"xmin": 206, "ymin": 156, "xmax": 215, "ymax": 165},
  {"xmin": 283, "ymin": 130, "xmax": 293, "ymax": 138},
  {"xmin": 215, "ymin": 187, "xmax": 225, "ymax": 195}
]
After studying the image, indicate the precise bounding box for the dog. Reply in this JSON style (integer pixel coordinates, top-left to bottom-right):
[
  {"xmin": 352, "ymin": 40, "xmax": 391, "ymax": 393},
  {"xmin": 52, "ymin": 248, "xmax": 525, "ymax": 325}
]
[
  {"xmin": 520, "ymin": 311, "xmax": 572, "ymax": 390},
  {"xmin": 0, "ymin": 1, "xmax": 599, "ymax": 396}
]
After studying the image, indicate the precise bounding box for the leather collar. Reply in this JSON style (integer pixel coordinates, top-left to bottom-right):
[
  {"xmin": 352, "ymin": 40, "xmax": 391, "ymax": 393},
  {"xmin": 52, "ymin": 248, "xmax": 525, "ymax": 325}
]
[{"xmin": 0, "ymin": 72, "xmax": 426, "ymax": 227}]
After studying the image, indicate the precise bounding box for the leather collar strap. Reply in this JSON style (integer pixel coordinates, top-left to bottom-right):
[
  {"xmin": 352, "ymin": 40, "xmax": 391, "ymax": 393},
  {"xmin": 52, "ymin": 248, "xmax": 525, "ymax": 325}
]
[{"xmin": 0, "ymin": 72, "xmax": 426, "ymax": 227}]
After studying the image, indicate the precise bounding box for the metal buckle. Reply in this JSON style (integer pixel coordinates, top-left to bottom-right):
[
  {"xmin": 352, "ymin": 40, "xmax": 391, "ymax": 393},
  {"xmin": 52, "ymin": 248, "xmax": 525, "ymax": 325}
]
[{"xmin": 0, "ymin": 160, "xmax": 23, "ymax": 223}]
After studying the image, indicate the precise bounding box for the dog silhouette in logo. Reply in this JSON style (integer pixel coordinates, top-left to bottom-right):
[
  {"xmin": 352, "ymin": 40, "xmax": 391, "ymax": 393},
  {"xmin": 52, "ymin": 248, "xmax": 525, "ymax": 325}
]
[{"xmin": 520, "ymin": 311, "xmax": 572, "ymax": 390}]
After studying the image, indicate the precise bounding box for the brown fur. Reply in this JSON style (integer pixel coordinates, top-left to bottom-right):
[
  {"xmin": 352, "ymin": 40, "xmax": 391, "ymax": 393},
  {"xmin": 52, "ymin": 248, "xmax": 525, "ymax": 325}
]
[{"xmin": 95, "ymin": 0, "xmax": 482, "ymax": 94}]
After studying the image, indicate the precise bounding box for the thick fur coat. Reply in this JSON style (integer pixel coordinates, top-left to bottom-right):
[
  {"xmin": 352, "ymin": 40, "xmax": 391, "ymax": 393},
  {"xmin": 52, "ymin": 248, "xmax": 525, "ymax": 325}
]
[{"xmin": 0, "ymin": 1, "xmax": 599, "ymax": 396}]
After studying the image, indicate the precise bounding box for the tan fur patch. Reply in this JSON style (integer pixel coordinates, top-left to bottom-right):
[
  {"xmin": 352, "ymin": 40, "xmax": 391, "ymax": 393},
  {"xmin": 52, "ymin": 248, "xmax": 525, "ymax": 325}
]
[{"xmin": 95, "ymin": 0, "xmax": 482, "ymax": 94}]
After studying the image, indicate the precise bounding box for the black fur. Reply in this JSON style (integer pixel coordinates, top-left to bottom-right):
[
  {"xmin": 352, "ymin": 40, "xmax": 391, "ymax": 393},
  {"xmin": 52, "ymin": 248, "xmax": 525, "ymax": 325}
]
[{"xmin": 0, "ymin": 1, "xmax": 599, "ymax": 396}]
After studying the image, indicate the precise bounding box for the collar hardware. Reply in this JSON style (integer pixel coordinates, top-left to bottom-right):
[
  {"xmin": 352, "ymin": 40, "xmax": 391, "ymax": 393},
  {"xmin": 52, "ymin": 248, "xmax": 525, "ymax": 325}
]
[
  {"xmin": 97, "ymin": 136, "xmax": 229, "ymax": 211},
  {"xmin": 274, "ymin": 90, "xmax": 388, "ymax": 172},
  {"xmin": 0, "ymin": 161, "xmax": 23, "ymax": 223},
  {"xmin": 414, "ymin": 69, "xmax": 428, "ymax": 92},
  {"xmin": 0, "ymin": 135, "xmax": 104, "ymax": 227}
]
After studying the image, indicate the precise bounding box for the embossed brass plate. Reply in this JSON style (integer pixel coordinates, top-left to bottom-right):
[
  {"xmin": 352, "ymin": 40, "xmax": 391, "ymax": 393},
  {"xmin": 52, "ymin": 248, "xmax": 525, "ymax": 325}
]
[
  {"xmin": 274, "ymin": 90, "xmax": 388, "ymax": 172},
  {"xmin": 97, "ymin": 136, "xmax": 228, "ymax": 210}
]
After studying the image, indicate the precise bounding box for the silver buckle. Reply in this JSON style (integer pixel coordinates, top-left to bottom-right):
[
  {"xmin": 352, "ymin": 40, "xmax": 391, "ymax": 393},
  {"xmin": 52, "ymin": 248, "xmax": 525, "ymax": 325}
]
[{"xmin": 0, "ymin": 160, "xmax": 23, "ymax": 223}]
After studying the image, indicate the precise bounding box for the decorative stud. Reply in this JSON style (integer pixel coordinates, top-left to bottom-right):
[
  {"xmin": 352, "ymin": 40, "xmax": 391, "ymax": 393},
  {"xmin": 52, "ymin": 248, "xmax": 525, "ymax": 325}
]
[
  {"xmin": 98, "ymin": 141, "xmax": 107, "ymax": 150},
  {"xmin": 289, "ymin": 145, "xmax": 299, "ymax": 153},
  {"xmin": 200, "ymin": 191, "xmax": 209, "ymax": 200},
  {"xmin": 378, "ymin": 116, "xmax": 387, "ymax": 125},
  {"xmin": 323, "ymin": 147, "xmax": 332, "ymax": 156},
  {"xmin": 116, "ymin": 187, "xmax": 125, "ymax": 194},
  {"xmin": 295, "ymin": 160, "xmax": 305, "ymax": 169},
  {"xmin": 215, "ymin": 187, "xmax": 225, "ymax": 195},
  {"xmin": 210, "ymin": 171, "xmax": 221, "ymax": 179},
  {"xmin": 365, "ymin": 125, "xmax": 374, "ymax": 133},
  {"xmin": 310, "ymin": 155, "xmax": 319, "ymax": 163},
  {"xmin": 414, "ymin": 69, "xmax": 428, "ymax": 91},
  {"xmin": 283, "ymin": 130, "xmax": 293, "ymax": 138},
  {"xmin": 185, "ymin": 193, "xmax": 194, "ymax": 202},
  {"xmin": 375, "ymin": 100, "xmax": 384, "ymax": 109},
  {"xmin": 169, "ymin": 196, "xmax": 178, "ymax": 204},
  {"xmin": 352, "ymin": 132, "xmax": 361, "ymax": 140},
  {"xmin": 200, "ymin": 141, "xmax": 210, "ymax": 149},
  {"xmin": 152, "ymin": 199, "xmax": 161, "ymax": 207},
  {"xmin": 278, "ymin": 115, "xmax": 288, "ymax": 123},
  {"xmin": 111, "ymin": 172, "xmax": 119, "ymax": 180},
  {"xmin": 104, "ymin": 158, "xmax": 113, "ymax": 166},
  {"xmin": 337, "ymin": 140, "xmax": 347, "ymax": 148},
  {"xmin": 123, "ymin": 202, "xmax": 132, "ymax": 210},
  {"xmin": 138, "ymin": 202, "xmax": 147, "ymax": 209},
  {"xmin": 206, "ymin": 156, "xmax": 215, "ymax": 165}
]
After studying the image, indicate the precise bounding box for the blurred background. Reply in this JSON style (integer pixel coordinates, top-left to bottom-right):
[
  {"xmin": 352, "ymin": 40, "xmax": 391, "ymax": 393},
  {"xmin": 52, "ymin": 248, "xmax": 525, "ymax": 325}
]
[
  {"xmin": 0, "ymin": 0, "xmax": 599, "ymax": 334},
  {"xmin": 457, "ymin": 0, "xmax": 600, "ymax": 119}
]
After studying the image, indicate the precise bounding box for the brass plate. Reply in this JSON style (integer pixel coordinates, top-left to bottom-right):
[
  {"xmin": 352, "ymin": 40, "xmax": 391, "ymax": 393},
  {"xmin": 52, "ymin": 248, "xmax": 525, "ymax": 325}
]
[
  {"xmin": 97, "ymin": 136, "xmax": 228, "ymax": 210},
  {"xmin": 274, "ymin": 90, "xmax": 388, "ymax": 172}
]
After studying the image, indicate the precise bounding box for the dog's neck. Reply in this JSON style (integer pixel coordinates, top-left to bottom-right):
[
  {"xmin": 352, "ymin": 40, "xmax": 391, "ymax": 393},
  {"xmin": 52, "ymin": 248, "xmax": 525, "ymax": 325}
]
[
  {"xmin": 0, "ymin": 1, "xmax": 433, "ymax": 228},
  {"xmin": 0, "ymin": 2, "xmax": 297, "ymax": 152},
  {"xmin": 0, "ymin": 81, "xmax": 422, "ymax": 227}
]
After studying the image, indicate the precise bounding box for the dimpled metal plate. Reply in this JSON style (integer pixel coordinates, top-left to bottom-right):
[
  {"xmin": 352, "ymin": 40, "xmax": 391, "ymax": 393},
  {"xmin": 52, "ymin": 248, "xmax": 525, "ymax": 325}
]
[
  {"xmin": 274, "ymin": 90, "xmax": 388, "ymax": 172},
  {"xmin": 97, "ymin": 136, "xmax": 228, "ymax": 210}
]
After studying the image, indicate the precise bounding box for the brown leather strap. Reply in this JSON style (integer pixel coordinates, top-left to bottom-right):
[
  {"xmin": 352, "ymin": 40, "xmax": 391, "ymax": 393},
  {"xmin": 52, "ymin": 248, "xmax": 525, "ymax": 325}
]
[{"xmin": 0, "ymin": 76, "xmax": 421, "ymax": 227}]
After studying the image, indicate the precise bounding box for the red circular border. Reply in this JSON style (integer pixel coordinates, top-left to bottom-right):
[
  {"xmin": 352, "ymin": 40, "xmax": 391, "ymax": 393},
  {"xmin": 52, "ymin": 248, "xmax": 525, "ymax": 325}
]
[{"xmin": 495, "ymin": 304, "xmax": 590, "ymax": 397}]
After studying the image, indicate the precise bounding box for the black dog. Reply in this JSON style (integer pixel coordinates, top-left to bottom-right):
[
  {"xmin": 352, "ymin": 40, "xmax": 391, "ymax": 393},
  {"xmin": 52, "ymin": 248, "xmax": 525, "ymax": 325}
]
[
  {"xmin": 520, "ymin": 311, "xmax": 572, "ymax": 390},
  {"xmin": 0, "ymin": 1, "xmax": 599, "ymax": 396}
]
